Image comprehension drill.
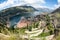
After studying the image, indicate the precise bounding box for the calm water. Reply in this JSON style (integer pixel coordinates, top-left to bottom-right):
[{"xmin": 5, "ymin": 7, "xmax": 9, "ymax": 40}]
[{"xmin": 10, "ymin": 11, "xmax": 40, "ymax": 26}]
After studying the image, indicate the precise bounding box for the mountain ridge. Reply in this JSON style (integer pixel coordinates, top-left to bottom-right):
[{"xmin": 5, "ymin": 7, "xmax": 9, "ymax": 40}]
[
  {"xmin": 0, "ymin": 5, "xmax": 37, "ymax": 17},
  {"xmin": 51, "ymin": 7, "xmax": 60, "ymax": 13}
]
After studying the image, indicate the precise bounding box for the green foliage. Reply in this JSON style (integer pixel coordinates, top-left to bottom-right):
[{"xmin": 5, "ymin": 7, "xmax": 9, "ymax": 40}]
[
  {"xmin": 35, "ymin": 22, "xmax": 39, "ymax": 28},
  {"xmin": 46, "ymin": 14, "xmax": 50, "ymax": 22},
  {"xmin": 38, "ymin": 32, "xmax": 50, "ymax": 37},
  {"xmin": 32, "ymin": 22, "xmax": 39, "ymax": 28},
  {"xmin": 46, "ymin": 14, "xmax": 54, "ymax": 34},
  {"xmin": 18, "ymin": 28, "xmax": 25, "ymax": 34},
  {"xmin": 27, "ymin": 22, "xmax": 39, "ymax": 31},
  {"xmin": 47, "ymin": 23, "xmax": 54, "ymax": 30},
  {"xmin": 28, "ymin": 25, "xmax": 32, "ymax": 31},
  {"xmin": 42, "ymin": 37, "xmax": 46, "ymax": 40},
  {"xmin": 9, "ymin": 36, "xmax": 17, "ymax": 40},
  {"xmin": 56, "ymin": 33, "xmax": 60, "ymax": 40},
  {"xmin": 0, "ymin": 27, "xmax": 26, "ymax": 40},
  {"xmin": 47, "ymin": 23, "xmax": 54, "ymax": 34}
]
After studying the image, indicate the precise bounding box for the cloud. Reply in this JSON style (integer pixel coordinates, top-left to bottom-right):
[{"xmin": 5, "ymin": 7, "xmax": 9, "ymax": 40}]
[
  {"xmin": 58, "ymin": 0, "xmax": 60, "ymax": 4},
  {"xmin": 53, "ymin": 0, "xmax": 60, "ymax": 10},
  {"xmin": 0, "ymin": 0, "xmax": 15, "ymax": 10},
  {"xmin": 57, "ymin": 0, "xmax": 60, "ymax": 6},
  {"xmin": 24, "ymin": 0, "xmax": 45, "ymax": 4},
  {"xmin": 0, "ymin": 0, "xmax": 59, "ymax": 11},
  {"xmin": 54, "ymin": 4, "xmax": 60, "ymax": 8},
  {"xmin": 0, "ymin": 0, "xmax": 58, "ymax": 10},
  {"xmin": 0, "ymin": 0, "xmax": 46, "ymax": 10}
]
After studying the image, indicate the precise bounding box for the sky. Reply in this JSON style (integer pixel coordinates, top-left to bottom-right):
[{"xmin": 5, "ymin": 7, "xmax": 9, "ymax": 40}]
[{"xmin": 0, "ymin": 0, "xmax": 60, "ymax": 10}]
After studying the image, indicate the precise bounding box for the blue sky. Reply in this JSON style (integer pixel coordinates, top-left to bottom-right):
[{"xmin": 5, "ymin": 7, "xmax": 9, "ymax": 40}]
[
  {"xmin": 0, "ymin": 0, "xmax": 60, "ymax": 10},
  {"xmin": 0, "ymin": 0, "xmax": 7, "ymax": 4},
  {"xmin": 44, "ymin": 0, "xmax": 58, "ymax": 7}
]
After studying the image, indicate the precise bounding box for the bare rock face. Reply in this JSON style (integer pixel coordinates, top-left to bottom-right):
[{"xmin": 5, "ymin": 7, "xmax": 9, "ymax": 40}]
[
  {"xmin": 46, "ymin": 35, "xmax": 54, "ymax": 40},
  {"xmin": 16, "ymin": 17, "xmax": 32, "ymax": 28},
  {"xmin": 38, "ymin": 21, "xmax": 46, "ymax": 28}
]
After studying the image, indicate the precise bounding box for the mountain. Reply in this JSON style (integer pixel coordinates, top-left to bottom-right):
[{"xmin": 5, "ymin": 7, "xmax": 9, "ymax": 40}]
[
  {"xmin": 0, "ymin": 5, "xmax": 37, "ymax": 26},
  {"xmin": 49, "ymin": 7, "xmax": 60, "ymax": 28},
  {"xmin": 49, "ymin": 7, "xmax": 60, "ymax": 18},
  {"xmin": 50, "ymin": 7, "xmax": 60, "ymax": 17},
  {"xmin": 51, "ymin": 7, "xmax": 60, "ymax": 14},
  {"xmin": 37, "ymin": 8, "xmax": 52, "ymax": 13},
  {"xmin": 0, "ymin": 5, "xmax": 37, "ymax": 18}
]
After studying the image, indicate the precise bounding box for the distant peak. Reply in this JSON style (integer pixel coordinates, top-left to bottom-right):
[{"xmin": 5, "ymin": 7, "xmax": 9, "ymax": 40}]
[{"xmin": 51, "ymin": 7, "xmax": 60, "ymax": 13}]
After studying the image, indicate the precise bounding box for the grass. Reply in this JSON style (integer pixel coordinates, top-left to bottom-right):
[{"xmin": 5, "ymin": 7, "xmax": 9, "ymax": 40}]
[
  {"xmin": 0, "ymin": 22, "xmax": 38, "ymax": 40},
  {"xmin": 38, "ymin": 32, "xmax": 50, "ymax": 37},
  {"xmin": 32, "ymin": 32, "xmax": 50, "ymax": 38},
  {"xmin": 55, "ymin": 32, "xmax": 60, "ymax": 40},
  {"xmin": 18, "ymin": 28, "xmax": 26, "ymax": 34},
  {"xmin": 0, "ymin": 27, "xmax": 27, "ymax": 40},
  {"xmin": 0, "ymin": 27, "xmax": 59, "ymax": 40},
  {"xmin": 0, "ymin": 21, "xmax": 59, "ymax": 40}
]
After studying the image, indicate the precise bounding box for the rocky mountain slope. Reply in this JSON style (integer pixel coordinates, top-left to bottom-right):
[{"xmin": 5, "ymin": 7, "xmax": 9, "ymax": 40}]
[
  {"xmin": 0, "ymin": 6, "xmax": 37, "ymax": 17},
  {"xmin": 0, "ymin": 5, "xmax": 37, "ymax": 27},
  {"xmin": 37, "ymin": 8, "xmax": 52, "ymax": 13},
  {"xmin": 51, "ymin": 7, "xmax": 60, "ymax": 13}
]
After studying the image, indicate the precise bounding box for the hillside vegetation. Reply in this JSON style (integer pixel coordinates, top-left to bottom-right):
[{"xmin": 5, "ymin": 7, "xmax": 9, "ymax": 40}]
[{"xmin": 0, "ymin": 6, "xmax": 60, "ymax": 40}]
